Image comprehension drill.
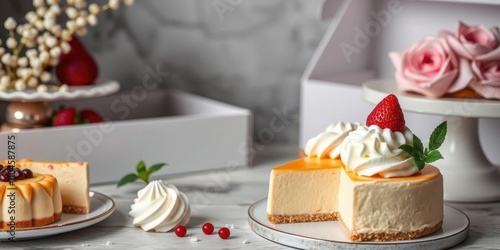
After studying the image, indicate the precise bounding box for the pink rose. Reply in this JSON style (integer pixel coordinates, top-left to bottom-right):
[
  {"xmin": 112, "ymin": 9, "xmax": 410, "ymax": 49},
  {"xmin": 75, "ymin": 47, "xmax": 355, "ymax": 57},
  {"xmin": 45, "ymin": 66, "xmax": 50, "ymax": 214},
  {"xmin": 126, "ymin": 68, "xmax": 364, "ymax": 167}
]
[
  {"xmin": 445, "ymin": 21, "xmax": 500, "ymax": 61},
  {"xmin": 389, "ymin": 36, "xmax": 473, "ymax": 98},
  {"xmin": 470, "ymin": 60, "xmax": 500, "ymax": 99}
]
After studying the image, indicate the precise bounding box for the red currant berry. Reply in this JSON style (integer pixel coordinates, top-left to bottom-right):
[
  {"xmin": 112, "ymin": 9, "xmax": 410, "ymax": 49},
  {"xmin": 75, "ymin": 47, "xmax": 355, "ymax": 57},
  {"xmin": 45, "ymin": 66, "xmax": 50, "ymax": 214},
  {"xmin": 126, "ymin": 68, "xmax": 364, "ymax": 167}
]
[
  {"xmin": 218, "ymin": 227, "xmax": 230, "ymax": 239},
  {"xmin": 202, "ymin": 223, "xmax": 214, "ymax": 235},
  {"xmin": 175, "ymin": 225, "xmax": 187, "ymax": 237}
]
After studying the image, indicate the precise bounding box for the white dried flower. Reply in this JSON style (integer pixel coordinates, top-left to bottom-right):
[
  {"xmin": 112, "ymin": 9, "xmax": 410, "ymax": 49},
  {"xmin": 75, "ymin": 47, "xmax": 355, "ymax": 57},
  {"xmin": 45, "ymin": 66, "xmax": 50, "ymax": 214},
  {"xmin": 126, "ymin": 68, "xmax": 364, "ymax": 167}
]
[
  {"xmin": 37, "ymin": 84, "xmax": 48, "ymax": 92},
  {"xmin": 61, "ymin": 30, "xmax": 72, "ymax": 41},
  {"xmin": 33, "ymin": 0, "xmax": 44, "ymax": 7},
  {"xmin": 109, "ymin": 0, "xmax": 120, "ymax": 10},
  {"xmin": 36, "ymin": 7, "xmax": 47, "ymax": 16},
  {"xmin": 30, "ymin": 58, "xmax": 41, "ymax": 68},
  {"xmin": 76, "ymin": 16, "xmax": 87, "ymax": 27},
  {"xmin": 43, "ymin": 17, "xmax": 56, "ymax": 30},
  {"xmin": 0, "ymin": 76, "xmax": 10, "ymax": 86},
  {"xmin": 50, "ymin": 24, "xmax": 62, "ymax": 36},
  {"xmin": 18, "ymin": 57, "xmax": 29, "ymax": 67},
  {"xmin": 16, "ymin": 25, "xmax": 25, "ymax": 36},
  {"xmin": 60, "ymin": 42, "xmax": 71, "ymax": 54},
  {"xmin": 58, "ymin": 84, "xmax": 68, "ymax": 92},
  {"xmin": 1, "ymin": 54, "xmax": 11, "ymax": 64},
  {"xmin": 87, "ymin": 15, "xmax": 97, "ymax": 26},
  {"xmin": 25, "ymin": 11, "xmax": 37, "ymax": 23},
  {"xmin": 66, "ymin": 20, "xmax": 77, "ymax": 31},
  {"xmin": 67, "ymin": 0, "xmax": 75, "ymax": 4},
  {"xmin": 48, "ymin": 4, "xmax": 61, "ymax": 15},
  {"xmin": 89, "ymin": 3, "xmax": 100, "ymax": 15},
  {"xmin": 34, "ymin": 19, "xmax": 44, "ymax": 30},
  {"xmin": 45, "ymin": 36, "xmax": 57, "ymax": 48},
  {"xmin": 124, "ymin": 0, "xmax": 134, "ymax": 6},
  {"xmin": 27, "ymin": 77, "xmax": 38, "ymax": 88},
  {"xmin": 40, "ymin": 71, "xmax": 51, "ymax": 83},
  {"xmin": 4, "ymin": 17, "xmax": 17, "ymax": 30},
  {"xmin": 0, "ymin": 48, "xmax": 5, "ymax": 56},
  {"xmin": 49, "ymin": 46, "xmax": 61, "ymax": 58},
  {"xmin": 74, "ymin": 0, "xmax": 86, "ymax": 9},
  {"xmin": 15, "ymin": 79, "xmax": 26, "ymax": 91},
  {"xmin": 6, "ymin": 38, "xmax": 17, "ymax": 49},
  {"xmin": 39, "ymin": 50, "xmax": 50, "ymax": 63},
  {"xmin": 32, "ymin": 67, "xmax": 43, "ymax": 77},
  {"xmin": 26, "ymin": 49, "xmax": 38, "ymax": 59},
  {"xmin": 66, "ymin": 7, "xmax": 78, "ymax": 19}
]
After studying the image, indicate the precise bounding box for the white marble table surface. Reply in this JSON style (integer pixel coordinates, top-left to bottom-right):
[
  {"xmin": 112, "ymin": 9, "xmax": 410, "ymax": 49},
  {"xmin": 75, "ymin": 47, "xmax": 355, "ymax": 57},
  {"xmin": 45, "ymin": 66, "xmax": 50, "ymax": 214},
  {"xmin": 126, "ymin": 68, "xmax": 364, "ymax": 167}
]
[{"xmin": 2, "ymin": 145, "xmax": 500, "ymax": 249}]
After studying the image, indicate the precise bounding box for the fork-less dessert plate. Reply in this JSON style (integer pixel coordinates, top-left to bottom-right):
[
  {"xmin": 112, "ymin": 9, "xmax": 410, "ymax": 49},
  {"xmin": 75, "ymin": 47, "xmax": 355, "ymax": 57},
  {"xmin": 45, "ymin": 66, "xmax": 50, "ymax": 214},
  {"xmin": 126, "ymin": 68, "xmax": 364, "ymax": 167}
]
[
  {"xmin": 248, "ymin": 199, "xmax": 469, "ymax": 249},
  {"xmin": 0, "ymin": 191, "xmax": 115, "ymax": 241}
]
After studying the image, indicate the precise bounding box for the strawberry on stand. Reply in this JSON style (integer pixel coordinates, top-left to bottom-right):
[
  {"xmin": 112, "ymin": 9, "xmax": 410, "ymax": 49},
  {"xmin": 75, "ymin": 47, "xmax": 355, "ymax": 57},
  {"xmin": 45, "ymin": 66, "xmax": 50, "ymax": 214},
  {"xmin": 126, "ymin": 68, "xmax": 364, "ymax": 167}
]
[{"xmin": 56, "ymin": 36, "xmax": 99, "ymax": 86}]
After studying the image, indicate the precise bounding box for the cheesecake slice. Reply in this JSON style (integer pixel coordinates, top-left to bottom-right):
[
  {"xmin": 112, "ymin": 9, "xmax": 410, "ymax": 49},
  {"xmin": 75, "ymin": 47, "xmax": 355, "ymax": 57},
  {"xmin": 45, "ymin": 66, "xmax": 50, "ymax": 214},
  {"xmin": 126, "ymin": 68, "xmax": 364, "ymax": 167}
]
[
  {"xmin": 267, "ymin": 157, "xmax": 341, "ymax": 224},
  {"xmin": 16, "ymin": 159, "xmax": 90, "ymax": 214},
  {"xmin": 338, "ymin": 164, "xmax": 443, "ymax": 241}
]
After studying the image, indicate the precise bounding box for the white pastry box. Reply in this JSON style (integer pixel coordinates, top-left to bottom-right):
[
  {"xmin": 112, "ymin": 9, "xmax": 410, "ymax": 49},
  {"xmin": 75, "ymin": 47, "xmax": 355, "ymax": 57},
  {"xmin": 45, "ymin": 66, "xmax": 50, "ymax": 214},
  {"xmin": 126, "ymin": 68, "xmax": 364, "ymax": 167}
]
[
  {"xmin": 300, "ymin": 0, "xmax": 500, "ymax": 164},
  {"xmin": 0, "ymin": 90, "xmax": 252, "ymax": 184}
]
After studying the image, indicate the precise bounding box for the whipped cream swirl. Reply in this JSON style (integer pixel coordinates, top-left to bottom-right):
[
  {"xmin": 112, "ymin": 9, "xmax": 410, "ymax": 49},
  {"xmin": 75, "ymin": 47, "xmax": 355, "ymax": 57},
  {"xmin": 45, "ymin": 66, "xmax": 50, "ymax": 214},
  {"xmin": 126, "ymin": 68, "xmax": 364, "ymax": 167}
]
[
  {"xmin": 305, "ymin": 122, "xmax": 360, "ymax": 159},
  {"xmin": 340, "ymin": 125, "xmax": 418, "ymax": 178},
  {"xmin": 129, "ymin": 180, "xmax": 191, "ymax": 232}
]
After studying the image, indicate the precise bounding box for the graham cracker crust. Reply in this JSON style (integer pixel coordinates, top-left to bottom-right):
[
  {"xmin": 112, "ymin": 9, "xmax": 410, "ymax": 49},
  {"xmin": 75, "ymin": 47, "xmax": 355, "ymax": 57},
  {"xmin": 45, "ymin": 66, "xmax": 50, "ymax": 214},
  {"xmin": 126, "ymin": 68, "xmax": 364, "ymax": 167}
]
[
  {"xmin": 267, "ymin": 212, "xmax": 338, "ymax": 224},
  {"xmin": 338, "ymin": 217, "xmax": 443, "ymax": 242},
  {"xmin": 63, "ymin": 205, "xmax": 88, "ymax": 214},
  {"xmin": 1, "ymin": 212, "xmax": 62, "ymax": 229}
]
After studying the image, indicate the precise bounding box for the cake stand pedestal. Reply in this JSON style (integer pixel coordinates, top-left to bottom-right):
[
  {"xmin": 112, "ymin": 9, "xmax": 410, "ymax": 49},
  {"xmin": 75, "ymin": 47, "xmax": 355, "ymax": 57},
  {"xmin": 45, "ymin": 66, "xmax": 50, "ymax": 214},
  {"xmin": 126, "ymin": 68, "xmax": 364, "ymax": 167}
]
[
  {"xmin": 363, "ymin": 79, "xmax": 500, "ymax": 202},
  {"xmin": 0, "ymin": 80, "xmax": 120, "ymax": 132}
]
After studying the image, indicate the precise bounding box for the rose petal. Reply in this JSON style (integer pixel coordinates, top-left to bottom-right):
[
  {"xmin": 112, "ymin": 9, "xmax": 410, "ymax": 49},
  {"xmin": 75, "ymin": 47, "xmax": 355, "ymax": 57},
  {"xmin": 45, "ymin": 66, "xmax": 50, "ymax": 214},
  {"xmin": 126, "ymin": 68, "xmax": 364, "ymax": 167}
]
[
  {"xmin": 389, "ymin": 52, "xmax": 404, "ymax": 72},
  {"xmin": 470, "ymin": 78, "xmax": 500, "ymax": 99},
  {"xmin": 447, "ymin": 57, "xmax": 473, "ymax": 93},
  {"xmin": 395, "ymin": 70, "xmax": 458, "ymax": 98},
  {"xmin": 476, "ymin": 47, "xmax": 500, "ymax": 61},
  {"xmin": 445, "ymin": 31, "xmax": 474, "ymax": 60}
]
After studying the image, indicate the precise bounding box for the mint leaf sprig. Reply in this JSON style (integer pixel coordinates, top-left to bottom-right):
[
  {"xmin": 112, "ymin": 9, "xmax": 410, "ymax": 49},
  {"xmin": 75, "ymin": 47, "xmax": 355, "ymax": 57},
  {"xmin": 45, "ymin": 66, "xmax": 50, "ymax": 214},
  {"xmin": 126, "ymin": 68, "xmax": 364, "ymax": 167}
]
[
  {"xmin": 399, "ymin": 121, "xmax": 447, "ymax": 171},
  {"xmin": 117, "ymin": 160, "xmax": 166, "ymax": 187}
]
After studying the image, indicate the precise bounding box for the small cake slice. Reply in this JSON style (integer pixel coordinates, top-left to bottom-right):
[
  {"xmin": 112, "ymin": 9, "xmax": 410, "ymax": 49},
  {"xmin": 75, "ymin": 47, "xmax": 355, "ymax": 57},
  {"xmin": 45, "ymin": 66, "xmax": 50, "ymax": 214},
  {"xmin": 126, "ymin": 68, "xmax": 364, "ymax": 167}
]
[
  {"xmin": 267, "ymin": 157, "xmax": 341, "ymax": 224},
  {"xmin": 16, "ymin": 159, "xmax": 90, "ymax": 214},
  {"xmin": 0, "ymin": 172, "xmax": 62, "ymax": 229},
  {"xmin": 338, "ymin": 165, "xmax": 443, "ymax": 241}
]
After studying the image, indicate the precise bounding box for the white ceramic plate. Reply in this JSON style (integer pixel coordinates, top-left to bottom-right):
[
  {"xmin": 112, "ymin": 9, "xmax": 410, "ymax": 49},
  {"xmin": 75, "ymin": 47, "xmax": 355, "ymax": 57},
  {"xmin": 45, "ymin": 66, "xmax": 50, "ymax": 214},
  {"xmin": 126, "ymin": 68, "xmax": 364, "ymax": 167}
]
[
  {"xmin": 248, "ymin": 199, "xmax": 469, "ymax": 249},
  {"xmin": 0, "ymin": 80, "xmax": 120, "ymax": 101},
  {"xmin": 0, "ymin": 191, "xmax": 115, "ymax": 241}
]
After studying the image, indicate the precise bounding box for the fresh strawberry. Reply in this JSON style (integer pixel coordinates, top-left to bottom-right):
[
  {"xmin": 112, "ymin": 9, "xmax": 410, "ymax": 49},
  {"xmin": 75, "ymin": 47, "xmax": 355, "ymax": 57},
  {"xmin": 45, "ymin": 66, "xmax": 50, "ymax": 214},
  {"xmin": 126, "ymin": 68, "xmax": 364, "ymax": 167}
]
[
  {"xmin": 80, "ymin": 109, "xmax": 103, "ymax": 123},
  {"xmin": 52, "ymin": 107, "xmax": 80, "ymax": 126},
  {"xmin": 56, "ymin": 36, "xmax": 98, "ymax": 86},
  {"xmin": 366, "ymin": 94, "xmax": 406, "ymax": 132}
]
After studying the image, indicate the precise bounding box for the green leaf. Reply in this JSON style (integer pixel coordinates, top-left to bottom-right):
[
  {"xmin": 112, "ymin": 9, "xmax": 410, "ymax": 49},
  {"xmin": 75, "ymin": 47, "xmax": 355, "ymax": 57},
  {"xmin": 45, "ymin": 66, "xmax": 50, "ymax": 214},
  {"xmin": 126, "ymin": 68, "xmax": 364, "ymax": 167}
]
[
  {"xmin": 147, "ymin": 163, "xmax": 166, "ymax": 175},
  {"xmin": 412, "ymin": 134, "xmax": 424, "ymax": 153},
  {"xmin": 415, "ymin": 159, "xmax": 426, "ymax": 171},
  {"xmin": 425, "ymin": 150, "xmax": 444, "ymax": 163},
  {"xmin": 136, "ymin": 160, "xmax": 146, "ymax": 173},
  {"xmin": 117, "ymin": 173, "xmax": 139, "ymax": 187},
  {"xmin": 429, "ymin": 121, "xmax": 447, "ymax": 151},
  {"xmin": 137, "ymin": 171, "xmax": 149, "ymax": 183},
  {"xmin": 399, "ymin": 144, "xmax": 421, "ymax": 159}
]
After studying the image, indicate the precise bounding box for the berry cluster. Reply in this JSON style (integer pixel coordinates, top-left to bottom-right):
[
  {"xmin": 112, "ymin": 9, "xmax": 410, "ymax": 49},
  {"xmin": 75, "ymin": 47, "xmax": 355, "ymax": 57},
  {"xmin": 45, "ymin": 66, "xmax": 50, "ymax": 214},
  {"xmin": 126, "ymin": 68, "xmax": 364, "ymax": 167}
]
[
  {"xmin": 175, "ymin": 222, "xmax": 231, "ymax": 240},
  {"xmin": 0, "ymin": 165, "xmax": 33, "ymax": 182}
]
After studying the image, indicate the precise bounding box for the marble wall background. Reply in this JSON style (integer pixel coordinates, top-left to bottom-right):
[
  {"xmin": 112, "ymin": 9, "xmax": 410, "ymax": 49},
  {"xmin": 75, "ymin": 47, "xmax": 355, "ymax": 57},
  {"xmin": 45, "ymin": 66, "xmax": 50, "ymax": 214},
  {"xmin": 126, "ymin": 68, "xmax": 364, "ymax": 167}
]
[{"xmin": 0, "ymin": 0, "xmax": 328, "ymax": 144}]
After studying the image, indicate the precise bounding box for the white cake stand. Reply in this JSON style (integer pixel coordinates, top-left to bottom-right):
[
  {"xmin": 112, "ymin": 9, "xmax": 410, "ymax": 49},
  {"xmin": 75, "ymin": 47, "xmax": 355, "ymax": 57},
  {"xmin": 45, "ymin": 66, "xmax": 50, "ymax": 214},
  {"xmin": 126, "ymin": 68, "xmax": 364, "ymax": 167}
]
[
  {"xmin": 0, "ymin": 80, "xmax": 119, "ymax": 131},
  {"xmin": 363, "ymin": 79, "xmax": 500, "ymax": 202}
]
